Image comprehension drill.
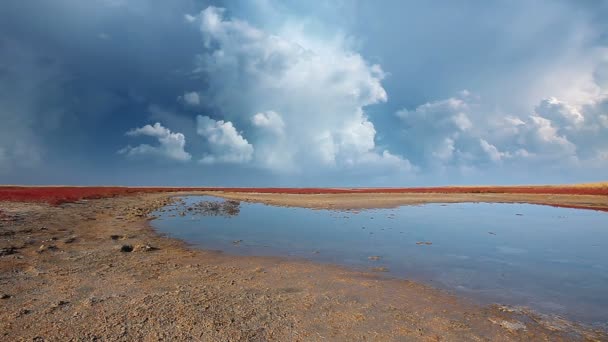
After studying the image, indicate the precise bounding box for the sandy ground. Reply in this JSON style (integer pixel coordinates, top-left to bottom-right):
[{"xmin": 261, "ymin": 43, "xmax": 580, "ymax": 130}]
[
  {"xmin": 205, "ymin": 191, "xmax": 608, "ymax": 211},
  {"xmin": 1, "ymin": 192, "xmax": 607, "ymax": 341}
]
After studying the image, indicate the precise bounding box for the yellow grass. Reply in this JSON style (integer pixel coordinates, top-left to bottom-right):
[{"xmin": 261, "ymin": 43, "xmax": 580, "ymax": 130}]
[{"xmin": 571, "ymin": 182, "xmax": 608, "ymax": 188}]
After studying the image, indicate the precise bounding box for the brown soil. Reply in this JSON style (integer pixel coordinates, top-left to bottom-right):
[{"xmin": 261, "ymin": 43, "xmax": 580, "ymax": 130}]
[
  {"xmin": 207, "ymin": 191, "xmax": 608, "ymax": 211},
  {"xmin": 1, "ymin": 192, "xmax": 606, "ymax": 341}
]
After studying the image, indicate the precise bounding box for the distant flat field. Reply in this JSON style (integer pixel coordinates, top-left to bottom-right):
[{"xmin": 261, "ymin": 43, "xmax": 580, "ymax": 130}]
[{"xmin": 0, "ymin": 184, "xmax": 607, "ymax": 211}]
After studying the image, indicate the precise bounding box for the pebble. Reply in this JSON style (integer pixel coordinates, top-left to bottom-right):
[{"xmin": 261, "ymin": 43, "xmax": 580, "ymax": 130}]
[
  {"xmin": 0, "ymin": 247, "xmax": 17, "ymax": 256},
  {"xmin": 15, "ymin": 308, "xmax": 31, "ymax": 318},
  {"xmin": 490, "ymin": 318, "xmax": 527, "ymax": 332},
  {"xmin": 37, "ymin": 244, "xmax": 58, "ymax": 253},
  {"xmin": 55, "ymin": 300, "xmax": 70, "ymax": 307},
  {"xmin": 135, "ymin": 244, "xmax": 157, "ymax": 252},
  {"xmin": 416, "ymin": 241, "xmax": 432, "ymax": 245}
]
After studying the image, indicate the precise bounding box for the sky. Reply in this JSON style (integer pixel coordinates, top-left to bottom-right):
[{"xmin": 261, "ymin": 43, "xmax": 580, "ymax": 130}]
[{"xmin": 1, "ymin": 0, "xmax": 607, "ymax": 186}]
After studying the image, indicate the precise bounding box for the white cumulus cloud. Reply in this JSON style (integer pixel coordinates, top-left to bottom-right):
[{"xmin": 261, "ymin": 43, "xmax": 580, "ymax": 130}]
[
  {"xmin": 479, "ymin": 139, "xmax": 508, "ymax": 162},
  {"xmin": 196, "ymin": 115, "xmax": 254, "ymax": 164},
  {"xmin": 396, "ymin": 90, "xmax": 608, "ymax": 170},
  {"xmin": 535, "ymin": 97, "xmax": 584, "ymax": 128},
  {"xmin": 396, "ymin": 92, "xmax": 476, "ymax": 166},
  {"xmin": 119, "ymin": 122, "xmax": 191, "ymax": 162},
  {"xmin": 185, "ymin": 6, "xmax": 410, "ymax": 174},
  {"xmin": 251, "ymin": 111, "xmax": 285, "ymax": 135},
  {"xmin": 179, "ymin": 91, "xmax": 200, "ymax": 106}
]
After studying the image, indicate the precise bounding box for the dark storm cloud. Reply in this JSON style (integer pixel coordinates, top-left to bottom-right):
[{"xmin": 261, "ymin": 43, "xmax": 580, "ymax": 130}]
[{"xmin": 0, "ymin": 0, "xmax": 212, "ymax": 178}]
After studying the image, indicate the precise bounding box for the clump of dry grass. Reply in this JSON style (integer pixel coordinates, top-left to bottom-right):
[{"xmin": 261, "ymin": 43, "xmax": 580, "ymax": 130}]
[{"xmin": 571, "ymin": 182, "xmax": 608, "ymax": 188}]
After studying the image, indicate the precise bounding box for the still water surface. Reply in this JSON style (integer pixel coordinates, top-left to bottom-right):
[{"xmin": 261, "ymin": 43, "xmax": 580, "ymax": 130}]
[{"xmin": 151, "ymin": 196, "xmax": 608, "ymax": 325}]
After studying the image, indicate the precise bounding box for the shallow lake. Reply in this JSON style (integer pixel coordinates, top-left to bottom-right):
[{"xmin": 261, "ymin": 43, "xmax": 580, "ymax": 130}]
[{"xmin": 151, "ymin": 196, "xmax": 608, "ymax": 326}]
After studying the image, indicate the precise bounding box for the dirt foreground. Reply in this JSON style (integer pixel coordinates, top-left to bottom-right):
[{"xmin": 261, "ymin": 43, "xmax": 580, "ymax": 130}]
[{"xmin": 1, "ymin": 192, "xmax": 607, "ymax": 341}]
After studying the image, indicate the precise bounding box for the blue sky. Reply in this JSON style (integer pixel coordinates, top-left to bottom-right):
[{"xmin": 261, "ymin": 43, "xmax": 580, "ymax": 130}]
[{"xmin": 1, "ymin": 0, "xmax": 607, "ymax": 186}]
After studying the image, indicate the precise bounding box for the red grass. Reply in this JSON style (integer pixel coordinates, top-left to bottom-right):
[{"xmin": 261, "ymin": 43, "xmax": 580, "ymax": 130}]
[
  {"xmin": 0, "ymin": 186, "xmax": 178, "ymax": 205},
  {"xmin": 0, "ymin": 185, "xmax": 606, "ymax": 206}
]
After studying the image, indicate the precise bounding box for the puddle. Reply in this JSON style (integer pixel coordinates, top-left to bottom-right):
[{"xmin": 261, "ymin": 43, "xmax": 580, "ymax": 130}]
[{"xmin": 151, "ymin": 196, "xmax": 608, "ymax": 326}]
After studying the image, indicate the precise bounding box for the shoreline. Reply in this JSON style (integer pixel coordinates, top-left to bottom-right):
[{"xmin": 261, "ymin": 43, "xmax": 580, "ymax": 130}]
[
  {"xmin": 2, "ymin": 184, "xmax": 607, "ymax": 209},
  {"xmin": 1, "ymin": 192, "xmax": 606, "ymax": 340},
  {"xmin": 195, "ymin": 191, "xmax": 608, "ymax": 212}
]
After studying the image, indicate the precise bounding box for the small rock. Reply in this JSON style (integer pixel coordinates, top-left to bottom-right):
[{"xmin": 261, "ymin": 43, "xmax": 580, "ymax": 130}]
[
  {"xmin": 0, "ymin": 247, "xmax": 17, "ymax": 256},
  {"xmin": 87, "ymin": 296, "xmax": 103, "ymax": 306},
  {"xmin": 37, "ymin": 245, "xmax": 58, "ymax": 253},
  {"xmin": 416, "ymin": 241, "xmax": 432, "ymax": 245},
  {"xmin": 64, "ymin": 236, "xmax": 77, "ymax": 244},
  {"xmin": 110, "ymin": 235, "xmax": 121, "ymax": 240},
  {"xmin": 120, "ymin": 245, "xmax": 133, "ymax": 253},
  {"xmin": 1, "ymin": 294, "xmax": 11, "ymax": 299},
  {"xmin": 47, "ymin": 300, "xmax": 70, "ymax": 314},
  {"xmin": 55, "ymin": 300, "xmax": 70, "ymax": 307},
  {"xmin": 15, "ymin": 308, "xmax": 31, "ymax": 318},
  {"xmin": 135, "ymin": 244, "xmax": 157, "ymax": 252},
  {"xmin": 489, "ymin": 318, "xmax": 527, "ymax": 333}
]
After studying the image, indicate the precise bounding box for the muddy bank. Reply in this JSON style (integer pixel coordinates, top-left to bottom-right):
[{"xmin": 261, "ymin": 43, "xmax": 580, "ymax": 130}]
[{"xmin": 1, "ymin": 193, "xmax": 606, "ymax": 341}]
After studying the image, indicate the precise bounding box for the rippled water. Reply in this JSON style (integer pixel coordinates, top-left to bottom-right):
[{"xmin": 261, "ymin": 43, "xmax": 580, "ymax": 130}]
[{"xmin": 151, "ymin": 196, "xmax": 608, "ymax": 325}]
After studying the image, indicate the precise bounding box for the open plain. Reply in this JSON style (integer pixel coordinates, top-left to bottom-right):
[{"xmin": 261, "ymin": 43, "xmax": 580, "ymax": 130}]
[{"xmin": 1, "ymin": 186, "xmax": 607, "ymax": 341}]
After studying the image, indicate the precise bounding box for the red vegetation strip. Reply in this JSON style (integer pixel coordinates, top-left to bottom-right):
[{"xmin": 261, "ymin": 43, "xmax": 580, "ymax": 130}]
[
  {"xmin": 0, "ymin": 185, "xmax": 606, "ymax": 206},
  {"xmin": 0, "ymin": 187, "xmax": 180, "ymax": 205}
]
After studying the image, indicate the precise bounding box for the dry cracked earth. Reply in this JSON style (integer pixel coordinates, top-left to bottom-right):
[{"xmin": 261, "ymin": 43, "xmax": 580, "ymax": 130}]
[{"xmin": 1, "ymin": 193, "xmax": 606, "ymax": 341}]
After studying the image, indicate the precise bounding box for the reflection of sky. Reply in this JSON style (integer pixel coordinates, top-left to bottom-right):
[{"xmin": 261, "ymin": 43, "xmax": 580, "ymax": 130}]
[{"xmin": 153, "ymin": 196, "xmax": 608, "ymax": 325}]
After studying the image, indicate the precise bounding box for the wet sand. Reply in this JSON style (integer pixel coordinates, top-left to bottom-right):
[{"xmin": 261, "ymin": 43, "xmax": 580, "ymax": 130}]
[
  {"xmin": 1, "ymin": 192, "xmax": 607, "ymax": 341},
  {"xmin": 205, "ymin": 190, "xmax": 608, "ymax": 211}
]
